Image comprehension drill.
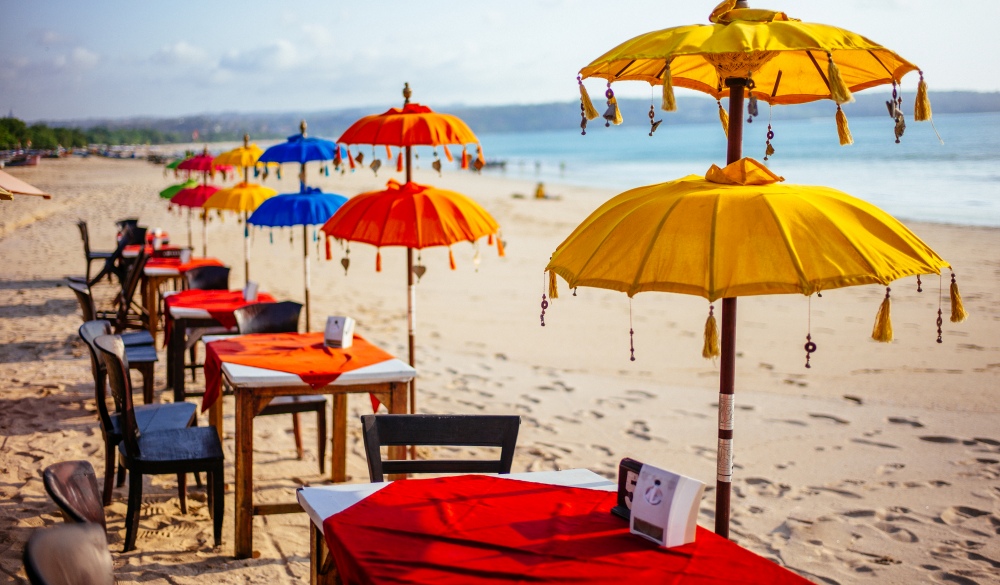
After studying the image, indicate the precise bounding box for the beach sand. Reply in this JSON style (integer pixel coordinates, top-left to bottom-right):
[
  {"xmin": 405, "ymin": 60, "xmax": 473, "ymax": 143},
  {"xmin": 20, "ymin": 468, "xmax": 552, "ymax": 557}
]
[{"xmin": 1, "ymin": 155, "xmax": 998, "ymax": 584}]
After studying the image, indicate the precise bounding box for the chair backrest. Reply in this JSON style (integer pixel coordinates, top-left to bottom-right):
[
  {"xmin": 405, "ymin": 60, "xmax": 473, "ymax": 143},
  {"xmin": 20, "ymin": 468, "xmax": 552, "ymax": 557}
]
[
  {"xmin": 89, "ymin": 225, "xmax": 144, "ymax": 287},
  {"xmin": 115, "ymin": 218, "xmax": 139, "ymax": 234},
  {"xmin": 42, "ymin": 461, "xmax": 106, "ymax": 529},
  {"xmin": 184, "ymin": 266, "xmax": 230, "ymax": 291},
  {"xmin": 76, "ymin": 220, "xmax": 92, "ymax": 257},
  {"xmin": 94, "ymin": 334, "xmax": 140, "ymax": 458},
  {"xmin": 113, "ymin": 247, "xmax": 149, "ymax": 332},
  {"xmin": 233, "ymin": 301, "xmax": 303, "ymax": 334},
  {"xmin": 360, "ymin": 414, "xmax": 521, "ymax": 482},
  {"xmin": 77, "ymin": 320, "xmax": 116, "ymax": 431},
  {"xmin": 23, "ymin": 523, "xmax": 113, "ymax": 585},
  {"xmin": 67, "ymin": 281, "xmax": 96, "ymax": 323}
]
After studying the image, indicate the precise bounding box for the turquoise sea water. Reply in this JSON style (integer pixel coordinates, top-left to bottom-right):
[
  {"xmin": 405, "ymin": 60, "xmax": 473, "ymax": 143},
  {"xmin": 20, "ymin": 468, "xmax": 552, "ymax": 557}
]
[{"xmin": 477, "ymin": 112, "xmax": 1000, "ymax": 227}]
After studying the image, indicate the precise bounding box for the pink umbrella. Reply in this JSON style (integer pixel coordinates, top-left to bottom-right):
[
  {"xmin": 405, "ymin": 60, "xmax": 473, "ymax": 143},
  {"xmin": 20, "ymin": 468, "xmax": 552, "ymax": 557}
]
[{"xmin": 170, "ymin": 185, "xmax": 220, "ymax": 255}]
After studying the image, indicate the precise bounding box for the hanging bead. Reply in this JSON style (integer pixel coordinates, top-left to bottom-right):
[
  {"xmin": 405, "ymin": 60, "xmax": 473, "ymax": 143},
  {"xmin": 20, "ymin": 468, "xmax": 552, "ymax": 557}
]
[
  {"xmin": 917, "ymin": 275, "xmax": 923, "ymax": 293},
  {"xmin": 648, "ymin": 104, "xmax": 662, "ymax": 136},
  {"xmin": 629, "ymin": 328, "xmax": 636, "ymax": 361},
  {"xmin": 747, "ymin": 94, "xmax": 758, "ymax": 123},
  {"xmin": 804, "ymin": 334, "xmax": 817, "ymax": 368},
  {"xmin": 573, "ymin": 287, "xmax": 577, "ymax": 297},
  {"xmin": 540, "ymin": 294, "xmax": 548, "ymax": 327},
  {"xmin": 763, "ymin": 124, "xmax": 775, "ymax": 161}
]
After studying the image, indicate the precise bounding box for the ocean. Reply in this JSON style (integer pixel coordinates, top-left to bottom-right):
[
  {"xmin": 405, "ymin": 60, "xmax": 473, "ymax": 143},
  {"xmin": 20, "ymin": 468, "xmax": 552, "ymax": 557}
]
[{"xmin": 476, "ymin": 111, "xmax": 1000, "ymax": 228}]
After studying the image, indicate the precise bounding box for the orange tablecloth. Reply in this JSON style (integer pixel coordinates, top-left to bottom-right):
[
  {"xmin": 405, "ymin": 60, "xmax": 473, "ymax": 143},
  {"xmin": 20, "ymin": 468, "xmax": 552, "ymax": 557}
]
[
  {"xmin": 202, "ymin": 332, "xmax": 396, "ymax": 411},
  {"xmin": 324, "ymin": 475, "xmax": 813, "ymax": 585},
  {"xmin": 163, "ymin": 289, "xmax": 276, "ymax": 348},
  {"xmin": 125, "ymin": 243, "xmax": 182, "ymax": 256},
  {"xmin": 145, "ymin": 257, "xmax": 224, "ymax": 272}
]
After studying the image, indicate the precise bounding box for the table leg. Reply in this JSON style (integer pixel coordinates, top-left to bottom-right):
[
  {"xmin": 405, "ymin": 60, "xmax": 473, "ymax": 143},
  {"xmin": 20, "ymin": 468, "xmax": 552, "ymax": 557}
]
[
  {"xmin": 331, "ymin": 395, "xmax": 347, "ymax": 483},
  {"xmin": 210, "ymin": 396, "xmax": 223, "ymax": 441},
  {"xmin": 310, "ymin": 523, "xmax": 339, "ymax": 585},
  {"xmin": 386, "ymin": 382, "xmax": 407, "ymax": 464},
  {"xmin": 147, "ymin": 275, "xmax": 161, "ymax": 342},
  {"xmin": 170, "ymin": 317, "xmax": 186, "ymax": 403},
  {"xmin": 234, "ymin": 387, "xmax": 255, "ymax": 559}
]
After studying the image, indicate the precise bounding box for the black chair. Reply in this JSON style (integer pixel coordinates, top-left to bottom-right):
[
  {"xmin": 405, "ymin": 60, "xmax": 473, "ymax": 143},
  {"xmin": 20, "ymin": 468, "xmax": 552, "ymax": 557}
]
[
  {"xmin": 96, "ymin": 334, "xmax": 223, "ymax": 551},
  {"xmin": 90, "ymin": 225, "xmax": 146, "ymax": 289},
  {"xmin": 184, "ymin": 265, "xmax": 230, "ymax": 291},
  {"xmin": 80, "ymin": 320, "xmax": 197, "ymax": 505},
  {"xmin": 77, "ymin": 221, "xmax": 113, "ymax": 284},
  {"xmin": 360, "ymin": 414, "xmax": 521, "ymax": 482},
  {"xmin": 23, "ymin": 523, "xmax": 114, "ymax": 585},
  {"xmin": 111, "ymin": 245, "xmax": 150, "ymax": 333},
  {"xmin": 68, "ymin": 282, "xmax": 154, "ymax": 346},
  {"xmin": 42, "ymin": 461, "xmax": 106, "ymax": 529},
  {"xmin": 232, "ymin": 301, "xmax": 327, "ymax": 472}
]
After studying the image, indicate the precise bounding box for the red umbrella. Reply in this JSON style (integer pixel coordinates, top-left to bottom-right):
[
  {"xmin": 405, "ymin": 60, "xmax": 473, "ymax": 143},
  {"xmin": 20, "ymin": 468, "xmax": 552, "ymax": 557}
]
[{"xmin": 170, "ymin": 185, "xmax": 219, "ymax": 255}]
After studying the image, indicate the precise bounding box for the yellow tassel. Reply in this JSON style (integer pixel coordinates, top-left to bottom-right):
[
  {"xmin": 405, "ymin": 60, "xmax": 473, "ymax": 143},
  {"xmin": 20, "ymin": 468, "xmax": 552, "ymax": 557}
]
[
  {"xmin": 496, "ymin": 235, "xmax": 505, "ymax": 257},
  {"xmin": 548, "ymin": 270, "xmax": 558, "ymax": 299},
  {"xmin": 375, "ymin": 250, "xmax": 381, "ymax": 272},
  {"xmin": 702, "ymin": 307, "xmax": 720, "ymax": 359},
  {"xmin": 836, "ymin": 105, "xmax": 853, "ymax": 146},
  {"xmin": 604, "ymin": 95, "xmax": 623, "ymax": 126},
  {"xmin": 661, "ymin": 62, "xmax": 677, "ymax": 112},
  {"xmin": 579, "ymin": 79, "xmax": 600, "ymax": 121},
  {"xmin": 871, "ymin": 289, "xmax": 893, "ymax": 342},
  {"xmin": 717, "ymin": 101, "xmax": 729, "ymax": 139},
  {"xmin": 950, "ymin": 274, "xmax": 968, "ymax": 323},
  {"xmin": 827, "ymin": 54, "xmax": 854, "ymax": 105},
  {"xmin": 914, "ymin": 74, "xmax": 932, "ymax": 121}
]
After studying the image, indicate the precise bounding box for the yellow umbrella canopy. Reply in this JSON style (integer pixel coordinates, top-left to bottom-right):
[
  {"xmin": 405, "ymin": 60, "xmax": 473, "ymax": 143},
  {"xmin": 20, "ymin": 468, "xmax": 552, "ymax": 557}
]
[
  {"xmin": 214, "ymin": 142, "xmax": 265, "ymax": 169},
  {"xmin": 577, "ymin": 0, "xmax": 932, "ymax": 144},
  {"xmin": 202, "ymin": 182, "xmax": 278, "ymax": 285},
  {"xmin": 548, "ymin": 158, "xmax": 948, "ymax": 301}
]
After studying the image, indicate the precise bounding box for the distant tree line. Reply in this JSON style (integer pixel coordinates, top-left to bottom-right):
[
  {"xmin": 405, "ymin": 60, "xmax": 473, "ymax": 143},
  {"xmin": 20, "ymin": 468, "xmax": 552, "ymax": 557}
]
[{"xmin": 0, "ymin": 116, "xmax": 191, "ymax": 150}]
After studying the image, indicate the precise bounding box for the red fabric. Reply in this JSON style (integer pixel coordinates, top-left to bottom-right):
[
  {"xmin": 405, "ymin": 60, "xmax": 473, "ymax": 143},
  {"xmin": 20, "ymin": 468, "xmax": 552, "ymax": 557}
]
[
  {"xmin": 201, "ymin": 332, "xmax": 396, "ymax": 412},
  {"xmin": 145, "ymin": 257, "xmax": 224, "ymax": 273},
  {"xmin": 163, "ymin": 289, "xmax": 275, "ymax": 347},
  {"xmin": 323, "ymin": 475, "xmax": 812, "ymax": 585},
  {"xmin": 125, "ymin": 243, "xmax": 182, "ymax": 256},
  {"xmin": 118, "ymin": 231, "xmax": 170, "ymax": 244}
]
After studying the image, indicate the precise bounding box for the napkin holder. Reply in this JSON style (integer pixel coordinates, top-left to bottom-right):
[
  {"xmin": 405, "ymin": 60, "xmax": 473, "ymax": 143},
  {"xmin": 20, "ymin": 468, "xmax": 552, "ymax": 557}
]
[
  {"xmin": 628, "ymin": 462, "xmax": 705, "ymax": 548},
  {"xmin": 324, "ymin": 316, "xmax": 355, "ymax": 349},
  {"xmin": 179, "ymin": 248, "xmax": 192, "ymax": 264},
  {"xmin": 242, "ymin": 281, "xmax": 259, "ymax": 302}
]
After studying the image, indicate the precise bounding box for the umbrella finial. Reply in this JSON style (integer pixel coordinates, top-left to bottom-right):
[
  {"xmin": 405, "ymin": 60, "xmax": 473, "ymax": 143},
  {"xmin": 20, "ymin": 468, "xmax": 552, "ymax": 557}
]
[
  {"xmin": 243, "ymin": 133, "xmax": 250, "ymax": 148},
  {"xmin": 403, "ymin": 82, "xmax": 412, "ymax": 105},
  {"xmin": 300, "ymin": 119, "xmax": 308, "ymax": 137}
]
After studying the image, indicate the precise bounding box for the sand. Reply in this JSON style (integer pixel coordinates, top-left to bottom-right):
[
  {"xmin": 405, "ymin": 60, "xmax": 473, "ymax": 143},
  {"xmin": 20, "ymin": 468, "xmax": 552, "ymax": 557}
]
[{"xmin": 0, "ymin": 155, "xmax": 998, "ymax": 584}]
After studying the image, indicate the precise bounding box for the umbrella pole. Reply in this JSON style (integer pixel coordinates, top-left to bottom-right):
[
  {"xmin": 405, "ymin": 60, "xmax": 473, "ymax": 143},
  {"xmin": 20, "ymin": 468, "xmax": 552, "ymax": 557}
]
[
  {"xmin": 244, "ymin": 210, "xmax": 250, "ymax": 286},
  {"xmin": 202, "ymin": 213, "xmax": 208, "ymax": 257},
  {"xmin": 715, "ymin": 78, "xmax": 747, "ymax": 539},
  {"xmin": 405, "ymin": 146, "xmax": 418, "ymax": 459},
  {"xmin": 303, "ymin": 224, "xmax": 311, "ymax": 332},
  {"xmin": 187, "ymin": 208, "xmax": 193, "ymax": 249}
]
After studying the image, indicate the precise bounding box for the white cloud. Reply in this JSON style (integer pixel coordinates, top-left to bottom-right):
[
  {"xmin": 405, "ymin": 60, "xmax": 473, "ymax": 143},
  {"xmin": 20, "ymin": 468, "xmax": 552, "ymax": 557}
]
[
  {"xmin": 220, "ymin": 40, "xmax": 300, "ymax": 73},
  {"xmin": 71, "ymin": 47, "xmax": 99, "ymax": 69},
  {"xmin": 152, "ymin": 41, "xmax": 208, "ymax": 66}
]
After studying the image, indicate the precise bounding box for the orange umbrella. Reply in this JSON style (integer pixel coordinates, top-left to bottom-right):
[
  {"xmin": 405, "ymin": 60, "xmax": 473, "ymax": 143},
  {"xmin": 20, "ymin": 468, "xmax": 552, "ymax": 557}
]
[
  {"xmin": 334, "ymin": 84, "xmax": 488, "ymax": 418},
  {"xmin": 321, "ymin": 179, "xmax": 503, "ymax": 417},
  {"xmin": 0, "ymin": 169, "xmax": 51, "ymax": 199}
]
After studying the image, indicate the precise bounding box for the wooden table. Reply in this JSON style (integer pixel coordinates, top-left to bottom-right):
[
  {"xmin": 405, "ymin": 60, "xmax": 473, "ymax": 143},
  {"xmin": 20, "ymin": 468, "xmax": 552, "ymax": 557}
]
[
  {"xmin": 297, "ymin": 469, "xmax": 613, "ymax": 585},
  {"xmin": 142, "ymin": 258, "xmax": 223, "ymax": 342},
  {"xmin": 213, "ymin": 347, "xmax": 416, "ymax": 559}
]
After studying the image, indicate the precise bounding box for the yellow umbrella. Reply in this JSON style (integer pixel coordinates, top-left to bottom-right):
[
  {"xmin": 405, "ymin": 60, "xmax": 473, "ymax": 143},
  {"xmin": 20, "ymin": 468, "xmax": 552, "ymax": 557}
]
[
  {"xmin": 214, "ymin": 134, "xmax": 266, "ymax": 169},
  {"xmin": 578, "ymin": 0, "xmax": 932, "ymax": 146},
  {"xmin": 202, "ymin": 182, "xmax": 278, "ymax": 285},
  {"xmin": 0, "ymin": 187, "xmax": 12, "ymax": 201},
  {"xmin": 545, "ymin": 158, "xmax": 966, "ymax": 536}
]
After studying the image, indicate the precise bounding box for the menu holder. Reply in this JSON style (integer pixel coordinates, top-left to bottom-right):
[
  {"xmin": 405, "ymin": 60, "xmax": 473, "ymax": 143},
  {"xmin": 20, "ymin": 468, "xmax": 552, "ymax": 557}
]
[
  {"xmin": 242, "ymin": 281, "xmax": 259, "ymax": 302},
  {"xmin": 179, "ymin": 248, "xmax": 192, "ymax": 264},
  {"xmin": 611, "ymin": 457, "xmax": 643, "ymax": 521},
  {"xmin": 628, "ymin": 462, "xmax": 705, "ymax": 548},
  {"xmin": 324, "ymin": 316, "xmax": 355, "ymax": 349}
]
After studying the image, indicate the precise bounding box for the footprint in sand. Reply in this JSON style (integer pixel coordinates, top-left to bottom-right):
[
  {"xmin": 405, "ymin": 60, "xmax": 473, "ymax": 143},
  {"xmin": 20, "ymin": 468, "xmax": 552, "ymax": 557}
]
[
  {"xmin": 851, "ymin": 438, "xmax": 899, "ymax": 449},
  {"xmin": 887, "ymin": 416, "xmax": 925, "ymax": 428},
  {"xmin": 590, "ymin": 444, "xmax": 614, "ymax": 457},
  {"xmin": 805, "ymin": 485, "xmax": 863, "ymax": 499},
  {"xmin": 872, "ymin": 521, "xmax": 919, "ymax": 543},
  {"xmin": 809, "ymin": 413, "xmax": 849, "ymax": 425},
  {"xmin": 876, "ymin": 463, "xmax": 906, "ymax": 475},
  {"xmin": 626, "ymin": 420, "xmax": 651, "ymax": 441},
  {"xmin": 940, "ymin": 506, "xmax": 991, "ymax": 526}
]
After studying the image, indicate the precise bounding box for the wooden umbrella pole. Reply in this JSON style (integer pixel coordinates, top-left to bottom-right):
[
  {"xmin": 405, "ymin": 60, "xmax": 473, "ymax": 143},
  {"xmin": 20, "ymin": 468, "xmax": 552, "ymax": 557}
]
[
  {"xmin": 405, "ymin": 143, "xmax": 418, "ymax": 459},
  {"xmin": 202, "ymin": 213, "xmax": 208, "ymax": 257},
  {"xmin": 715, "ymin": 77, "xmax": 747, "ymax": 539},
  {"xmin": 187, "ymin": 208, "xmax": 193, "ymax": 248},
  {"xmin": 243, "ymin": 210, "xmax": 250, "ymax": 286},
  {"xmin": 303, "ymin": 223, "xmax": 311, "ymax": 332}
]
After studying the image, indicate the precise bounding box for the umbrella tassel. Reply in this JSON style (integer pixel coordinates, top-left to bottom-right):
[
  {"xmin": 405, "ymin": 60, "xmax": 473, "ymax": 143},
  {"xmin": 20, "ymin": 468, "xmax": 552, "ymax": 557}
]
[
  {"xmin": 914, "ymin": 72, "xmax": 932, "ymax": 121},
  {"xmin": 540, "ymin": 272, "xmax": 549, "ymax": 327},
  {"xmin": 548, "ymin": 270, "xmax": 558, "ymax": 299},
  {"xmin": 449, "ymin": 248, "xmax": 456, "ymax": 271},
  {"xmin": 461, "ymin": 148, "xmax": 469, "ymax": 170},
  {"xmin": 347, "ymin": 150, "xmax": 355, "ymax": 170},
  {"xmin": 717, "ymin": 101, "xmax": 729, "ymax": 139},
  {"xmin": 578, "ymin": 76, "xmax": 600, "ymax": 120},
  {"xmin": 443, "ymin": 145, "xmax": 453, "ymax": 162},
  {"xmin": 496, "ymin": 235, "xmax": 505, "ymax": 258},
  {"xmin": 661, "ymin": 61, "xmax": 677, "ymax": 112},
  {"xmin": 325, "ymin": 236, "xmax": 332, "ymax": 261},
  {"xmin": 603, "ymin": 85, "xmax": 623, "ymax": 127},
  {"xmin": 836, "ymin": 105, "xmax": 853, "ymax": 146},
  {"xmin": 950, "ymin": 273, "xmax": 968, "ymax": 323},
  {"xmin": 396, "ymin": 151, "xmax": 403, "ymax": 172},
  {"xmin": 385, "ymin": 145, "xmax": 393, "ymax": 160},
  {"xmin": 827, "ymin": 53, "xmax": 854, "ymax": 105},
  {"xmin": 375, "ymin": 250, "xmax": 381, "ymax": 272},
  {"xmin": 703, "ymin": 305, "xmax": 720, "ymax": 359},
  {"xmin": 871, "ymin": 287, "xmax": 893, "ymax": 342}
]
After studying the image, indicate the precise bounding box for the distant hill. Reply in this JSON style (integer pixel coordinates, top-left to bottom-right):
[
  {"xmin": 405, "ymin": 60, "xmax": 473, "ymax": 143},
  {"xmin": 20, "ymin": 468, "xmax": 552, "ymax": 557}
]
[{"xmin": 44, "ymin": 91, "xmax": 1000, "ymax": 143}]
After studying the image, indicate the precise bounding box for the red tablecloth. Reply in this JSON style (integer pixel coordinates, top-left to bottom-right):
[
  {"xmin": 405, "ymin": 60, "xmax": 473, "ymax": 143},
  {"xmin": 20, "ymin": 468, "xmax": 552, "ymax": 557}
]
[
  {"xmin": 202, "ymin": 332, "xmax": 396, "ymax": 412},
  {"xmin": 323, "ymin": 475, "xmax": 812, "ymax": 585},
  {"xmin": 118, "ymin": 231, "xmax": 170, "ymax": 244},
  {"xmin": 163, "ymin": 289, "xmax": 275, "ymax": 347},
  {"xmin": 145, "ymin": 256, "xmax": 224, "ymax": 272},
  {"xmin": 125, "ymin": 243, "xmax": 182, "ymax": 256}
]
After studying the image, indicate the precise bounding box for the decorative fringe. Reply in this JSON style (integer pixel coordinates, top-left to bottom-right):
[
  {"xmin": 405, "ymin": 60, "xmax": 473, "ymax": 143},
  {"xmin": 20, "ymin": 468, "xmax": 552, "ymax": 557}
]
[
  {"xmin": 914, "ymin": 73, "xmax": 932, "ymax": 121},
  {"xmin": 702, "ymin": 306, "xmax": 720, "ymax": 359},
  {"xmin": 497, "ymin": 235, "xmax": 505, "ymax": 257},
  {"xmin": 476, "ymin": 145, "xmax": 485, "ymax": 165},
  {"xmin": 548, "ymin": 270, "xmax": 558, "ymax": 299},
  {"xmin": 325, "ymin": 236, "xmax": 332, "ymax": 261},
  {"xmin": 717, "ymin": 101, "xmax": 729, "ymax": 139},
  {"xmin": 461, "ymin": 147, "xmax": 469, "ymax": 170},
  {"xmin": 396, "ymin": 152, "xmax": 403, "ymax": 172},
  {"xmin": 661, "ymin": 62, "xmax": 677, "ymax": 112},
  {"xmin": 448, "ymin": 248, "xmax": 456, "ymax": 270},
  {"xmin": 950, "ymin": 273, "xmax": 968, "ymax": 322},
  {"xmin": 871, "ymin": 288, "xmax": 893, "ymax": 342},
  {"xmin": 375, "ymin": 250, "xmax": 381, "ymax": 272},
  {"xmin": 347, "ymin": 150, "xmax": 355, "ymax": 170},
  {"xmin": 827, "ymin": 54, "xmax": 854, "ymax": 105},
  {"xmin": 578, "ymin": 77, "xmax": 600, "ymax": 120},
  {"xmin": 836, "ymin": 105, "xmax": 853, "ymax": 146},
  {"xmin": 385, "ymin": 145, "xmax": 392, "ymax": 159},
  {"xmin": 443, "ymin": 145, "xmax": 453, "ymax": 162},
  {"xmin": 487, "ymin": 234, "xmax": 493, "ymax": 245},
  {"xmin": 603, "ymin": 94, "xmax": 623, "ymax": 126}
]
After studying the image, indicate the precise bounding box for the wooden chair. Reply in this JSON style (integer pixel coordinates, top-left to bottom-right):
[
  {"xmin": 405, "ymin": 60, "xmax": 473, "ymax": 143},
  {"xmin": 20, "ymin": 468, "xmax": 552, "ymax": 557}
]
[
  {"xmin": 79, "ymin": 320, "xmax": 197, "ymax": 505},
  {"xmin": 89, "ymin": 225, "xmax": 146, "ymax": 289},
  {"xmin": 22, "ymin": 524, "xmax": 113, "ymax": 585},
  {"xmin": 68, "ymin": 282, "xmax": 154, "ymax": 346},
  {"xmin": 184, "ymin": 265, "xmax": 230, "ymax": 290},
  {"xmin": 95, "ymin": 334, "xmax": 223, "ymax": 551},
  {"xmin": 42, "ymin": 461, "xmax": 106, "ymax": 529},
  {"xmin": 360, "ymin": 414, "xmax": 521, "ymax": 482},
  {"xmin": 112, "ymin": 246, "xmax": 150, "ymax": 333},
  {"xmin": 232, "ymin": 301, "xmax": 328, "ymax": 472},
  {"xmin": 76, "ymin": 221, "xmax": 113, "ymax": 284}
]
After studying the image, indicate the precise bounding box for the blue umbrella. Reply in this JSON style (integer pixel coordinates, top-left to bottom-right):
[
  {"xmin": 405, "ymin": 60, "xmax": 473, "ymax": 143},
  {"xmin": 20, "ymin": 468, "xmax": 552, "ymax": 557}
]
[
  {"xmin": 249, "ymin": 184, "xmax": 347, "ymax": 331},
  {"xmin": 259, "ymin": 120, "xmax": 340, "ymax": 166}
]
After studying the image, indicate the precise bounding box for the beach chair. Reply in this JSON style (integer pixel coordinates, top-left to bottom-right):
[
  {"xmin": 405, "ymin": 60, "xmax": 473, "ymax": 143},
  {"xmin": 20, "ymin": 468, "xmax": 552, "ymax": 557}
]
[
  {"xmin": 79, "ymin": 320, "xmax": 196, "ymax": 506},
  {"xmin": 95, "ymin": 334, "xmax": 223, "ymax": 552},
  {"xmin": 42, "ymin": 461, "xmax": 106, "ymax": 529},
  {"xmin": 88, "ymin": 225, "xmax": 146, "ymax": 289},
  {"xmin": 111, "ymin": 245, "xmax": 150, "ymax": 333},
  {"xmin": 76, "ymin": 220, "xmax": 113, "ymax": 284},
  {"xmin": 232, "ymin": 301, "xmax": 328, "ymax": 472},
  {"xmin": 69, "ymin": 284, "xmax": 153, "ymax": 345},
  {"xmin": 22, "ymin": 523, "xmax": 114, "ymax": 585},
  {"xmin": 360, "ymin": 414, "xmax": 521, "ymax": 482},
  {"xmin": 183, "ymin": 265, "xmax": 230, "ymax": 291}
]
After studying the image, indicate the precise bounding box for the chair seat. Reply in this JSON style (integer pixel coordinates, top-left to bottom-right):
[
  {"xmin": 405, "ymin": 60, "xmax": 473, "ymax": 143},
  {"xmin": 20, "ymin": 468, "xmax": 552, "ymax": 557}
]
[
  {"xmin": 124, "ymin": 343, "xmax": 157, "ymax": 364},
  {"xmin": 109, "ymin": 402, "xmax": 197, "ymax": 437},
  {"xmin": 121, "ymin": 330, "xmax": 155, "ymax": 346},
  {"xmin": 121, "ymin": 426, "xmax": 224, "ymax": 468},
  {"xmin": 260, "ymin": 395, "xmax": 327, "ymax": 416},
  {"xmin": 88, "ymin": 251, "xmax": 114, "ymax": 260}
]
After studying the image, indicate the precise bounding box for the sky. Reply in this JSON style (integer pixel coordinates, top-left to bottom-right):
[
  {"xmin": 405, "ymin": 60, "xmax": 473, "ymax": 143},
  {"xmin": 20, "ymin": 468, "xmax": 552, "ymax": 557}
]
[{"xmin": 3, "ymin": 1, "xmax": 998, "ymax": 123}]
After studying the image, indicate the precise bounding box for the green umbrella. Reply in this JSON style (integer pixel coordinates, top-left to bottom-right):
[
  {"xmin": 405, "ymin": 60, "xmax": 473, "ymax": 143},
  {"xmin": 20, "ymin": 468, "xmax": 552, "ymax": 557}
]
[{"xmin": 159, "ymin": 178, "xmax": 198, "ymax": 199}]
